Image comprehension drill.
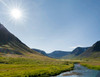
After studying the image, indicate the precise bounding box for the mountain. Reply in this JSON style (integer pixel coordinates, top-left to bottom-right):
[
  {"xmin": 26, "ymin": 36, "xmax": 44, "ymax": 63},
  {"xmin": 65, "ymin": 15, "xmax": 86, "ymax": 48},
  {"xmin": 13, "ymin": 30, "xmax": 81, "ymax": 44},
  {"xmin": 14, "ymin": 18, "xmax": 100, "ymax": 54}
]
[
  {"xmin": 71, "ymin": 47, "xmax": 89, "ymax": 56},
  {"xmin": 0, "ymin": 23, "xmax": 40, "ymax": 55},
  {"xmin": 32, "ymin": 48, "xmax": 48, "ymax": 56},
  {"xmin": 79, "ymin": 41, "xmax": 100, "ymax": 59},
  {"xmin": 48, "ymin": 51, "xmax": 71, "ymax": 58},
  {"xmin": 62, "ymin": 47, "xmax": 89, "ymax": 59}
]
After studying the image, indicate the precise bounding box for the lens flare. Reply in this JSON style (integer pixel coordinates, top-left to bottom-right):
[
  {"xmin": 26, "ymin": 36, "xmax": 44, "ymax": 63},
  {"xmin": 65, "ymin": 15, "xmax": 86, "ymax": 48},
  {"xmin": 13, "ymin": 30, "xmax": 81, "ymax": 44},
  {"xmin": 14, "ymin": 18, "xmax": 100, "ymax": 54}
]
[{"xmin": 11, "ymin": 9, "xmax": 22, "ymax": 19}]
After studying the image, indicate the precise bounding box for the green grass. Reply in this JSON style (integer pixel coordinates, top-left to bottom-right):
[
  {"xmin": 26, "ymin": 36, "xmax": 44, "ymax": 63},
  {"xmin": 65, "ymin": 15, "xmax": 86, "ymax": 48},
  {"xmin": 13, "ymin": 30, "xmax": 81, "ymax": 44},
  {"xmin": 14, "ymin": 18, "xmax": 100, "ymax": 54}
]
[
  {"xmin": 80, "ymin": 62, "xmax": 100, "ymax": 70},
  {"xmin": 0, "ymin": 56, "xmax": 74, "ymax": 77},
  {"xmin": 0, "ymin": 64, "xmax": 73, "ymax": 77}
]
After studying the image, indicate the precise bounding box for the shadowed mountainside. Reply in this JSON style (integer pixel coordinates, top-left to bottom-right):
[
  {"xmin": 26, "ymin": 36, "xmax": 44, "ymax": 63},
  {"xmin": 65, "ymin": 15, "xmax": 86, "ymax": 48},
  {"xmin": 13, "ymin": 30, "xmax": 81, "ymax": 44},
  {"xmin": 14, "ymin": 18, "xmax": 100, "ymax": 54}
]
[
  {"xmin": 48, "ymin": 51, "xmax": 71, "ymax": 58},
  {"xmin": 71, "ymin": 47, "xmax": 89, "ymax": 56},
  {"xmin": 0, "ymin": 23, "xmax": 40, "ymax": 55},
  {"xmin": 62, "ymin": 47, "xmax": 89, "ymax": 59},
  {"xmin": 79, "ymin": 41, "xmax": 100, "ymax": 59},
  {"xmin": 32, "ymin": 48, "xmax": 48, "ymax": 56},
  {"xmin": 62, "ymin": 41, "xmax": 100, "ymax": 60}
]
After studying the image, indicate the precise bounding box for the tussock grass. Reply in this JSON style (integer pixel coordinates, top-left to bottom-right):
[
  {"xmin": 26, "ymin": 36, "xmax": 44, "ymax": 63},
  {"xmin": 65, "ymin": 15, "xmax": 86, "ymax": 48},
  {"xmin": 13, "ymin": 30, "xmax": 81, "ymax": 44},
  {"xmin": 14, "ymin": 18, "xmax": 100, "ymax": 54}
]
[
  {"xmin": 0, "ymin": 56, "xmax": 74, "ymax": 77},
  {"xmin": 80, "ymin": 62, "xmax": 100, "ymax": 70}
]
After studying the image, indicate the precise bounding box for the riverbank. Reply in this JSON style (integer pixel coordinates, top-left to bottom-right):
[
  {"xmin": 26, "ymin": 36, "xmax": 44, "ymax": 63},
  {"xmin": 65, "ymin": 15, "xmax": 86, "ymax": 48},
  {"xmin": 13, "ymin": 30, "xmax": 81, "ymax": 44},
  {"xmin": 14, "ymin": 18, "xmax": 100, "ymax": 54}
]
[
  {"xmin": 80, "ymin": 62, "xmax": 100, "ymax": 70},
  {"xmin": 56, "ymin": 64, "xmax": 100, "ymax": 77}
]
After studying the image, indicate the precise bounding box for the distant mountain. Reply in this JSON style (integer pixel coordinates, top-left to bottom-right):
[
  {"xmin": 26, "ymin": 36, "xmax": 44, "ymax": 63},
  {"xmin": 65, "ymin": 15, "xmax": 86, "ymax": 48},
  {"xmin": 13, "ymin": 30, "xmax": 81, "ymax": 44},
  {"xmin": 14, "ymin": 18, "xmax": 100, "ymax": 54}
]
[
  {"xmin": 62, "ymin": 47, "xmax": 89, "ymax": 59},
  {"xmin": 71, "ymin": 47, "xmax": 89, "ymax": 56},
  {"xmin": 32, "ymin": 48, "xmax": 48, "ymax": 56},
  {"xmin": 79, "ymin": 41, "xmax": 100, "ymax": 59},
  {"xmin": 48, "ymin": 51, "xmax": 71, "ymax": 58},
  {"xmin": 0, "ymin": 23, "xmax": 40, "ymax": 55}
]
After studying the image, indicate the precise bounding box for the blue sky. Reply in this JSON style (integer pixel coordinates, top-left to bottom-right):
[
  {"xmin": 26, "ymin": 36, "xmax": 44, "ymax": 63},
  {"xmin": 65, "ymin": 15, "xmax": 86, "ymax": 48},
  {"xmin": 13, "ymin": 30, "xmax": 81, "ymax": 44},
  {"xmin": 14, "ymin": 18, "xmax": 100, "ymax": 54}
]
[{"xmin": 0, "ymin": 0, "xmax": 100, "ymax": 53}]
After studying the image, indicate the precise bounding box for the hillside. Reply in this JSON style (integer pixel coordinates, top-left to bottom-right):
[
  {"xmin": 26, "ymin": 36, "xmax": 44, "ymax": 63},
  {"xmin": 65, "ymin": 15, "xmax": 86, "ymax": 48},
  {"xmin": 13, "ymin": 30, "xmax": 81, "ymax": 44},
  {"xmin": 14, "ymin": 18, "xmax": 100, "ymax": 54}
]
[
  {"xmin": 48, "ymin": 51, "xmax": 71, "ymax": 58},
  {"xmin": 62, "ymin": 47, "xmax": 89, "ymax": 59},
  {"xmin": 71, "ymin": 47, "xmax": 89, "ymax": 56},
  {"xmin": 32, "ymin": 48, "xmax": 48, "ymax": 56},
  {"xmin": 0, "ymin": 23, "xmax": 74, "ymax": 77},
  {"xmin": 79, "ymin": 41, "xmax": 100, "ymax": 59},
  {"xmin": 0, "ymin": 23, "xmax": 40, "ymax": 56}
]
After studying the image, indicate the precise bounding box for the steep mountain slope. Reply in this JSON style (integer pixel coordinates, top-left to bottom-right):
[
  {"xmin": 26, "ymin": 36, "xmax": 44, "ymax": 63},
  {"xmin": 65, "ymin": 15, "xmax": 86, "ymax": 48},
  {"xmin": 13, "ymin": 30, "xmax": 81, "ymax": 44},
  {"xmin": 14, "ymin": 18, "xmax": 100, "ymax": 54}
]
[
  {"xmin": 71, "ymin": 47, "xmax": 89, "ymax": 56},
  {"xmin": 0, "ymin": 23, "xmax": 40, "ymax": 55},
  {"xmin": 48, "ymin": 51, "xmax": 71, "ymax": 58},
  {"xmin": 79, "ymin": 41, "xmax": 100, "ymax": 58},
  {"xmin": 62, "ymin": 47, "xmax": 89, "ymax": 59},
  {"xmin": 32, "ymin": 48, "xmax": 48, "ymax": 56}
]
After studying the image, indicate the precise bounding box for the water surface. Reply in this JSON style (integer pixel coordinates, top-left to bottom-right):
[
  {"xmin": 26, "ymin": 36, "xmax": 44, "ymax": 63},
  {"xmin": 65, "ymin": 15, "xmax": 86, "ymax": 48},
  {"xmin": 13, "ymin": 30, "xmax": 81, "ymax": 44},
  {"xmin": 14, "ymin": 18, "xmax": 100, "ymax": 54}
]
[{"xmin": 55, "ymin": 64, "xmax": 100, "ymax": 77}]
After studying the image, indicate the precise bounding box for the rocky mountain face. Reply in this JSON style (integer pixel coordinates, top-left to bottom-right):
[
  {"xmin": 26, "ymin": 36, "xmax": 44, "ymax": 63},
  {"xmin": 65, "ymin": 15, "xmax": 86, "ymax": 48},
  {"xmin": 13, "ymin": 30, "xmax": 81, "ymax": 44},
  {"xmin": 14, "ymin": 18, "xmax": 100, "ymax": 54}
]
[
  {"xmin": 48, "ymin": 51, "xmax": 71, "ymax": 58},
  {"xmin": 0, "ymin": 23, "xmax": 40, "ymax": 55}
]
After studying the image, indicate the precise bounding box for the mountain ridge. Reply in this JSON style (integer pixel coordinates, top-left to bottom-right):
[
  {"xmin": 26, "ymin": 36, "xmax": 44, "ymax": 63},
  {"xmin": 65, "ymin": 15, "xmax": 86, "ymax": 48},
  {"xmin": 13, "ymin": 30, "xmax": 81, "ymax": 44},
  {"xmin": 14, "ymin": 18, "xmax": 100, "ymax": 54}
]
[
  {"xmin": 32, "ymin": 48, "xmax": 48, "ymax": 56},
  {"xmin": 0, "ymin": 23, "xmax": 40, "ymax": 55},
  {"xmin": 48, "ymin": 50, "xmax": 71, "ymax": 58},
  {"xmin": 62, "ymin": 47, "xmax": 89, "ymax": 59},
  {"xmin": 79, "ymin": 41, "xmax": 100, "ymax": 58}
]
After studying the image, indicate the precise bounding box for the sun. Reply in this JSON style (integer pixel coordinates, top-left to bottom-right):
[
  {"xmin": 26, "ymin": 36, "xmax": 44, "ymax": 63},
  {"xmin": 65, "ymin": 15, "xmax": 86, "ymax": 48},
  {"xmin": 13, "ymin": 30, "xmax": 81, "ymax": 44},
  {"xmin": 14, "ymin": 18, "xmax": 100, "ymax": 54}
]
[{"xmin": 11, "ymin": 8, "xmax": 22, "ymax": 19}]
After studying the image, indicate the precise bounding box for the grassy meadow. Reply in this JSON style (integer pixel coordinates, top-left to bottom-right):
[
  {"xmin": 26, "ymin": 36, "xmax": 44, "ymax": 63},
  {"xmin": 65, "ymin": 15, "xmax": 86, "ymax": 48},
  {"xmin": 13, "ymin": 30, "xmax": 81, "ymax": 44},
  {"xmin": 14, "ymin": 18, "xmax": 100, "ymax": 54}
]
[
  {"xmin": 80, "ymin": 61, "xmax": 100, "ymax": 70},
  {"xmin": 0, "ymin": 55, "xmax": 74, "ymax": 77},
  {"xmin": 60, "ymin": 58, "xmax": 100, "ymax": 70},
  {"xmin": 0, "ymin": 54, "xmax": 100, "ymax": 77}
]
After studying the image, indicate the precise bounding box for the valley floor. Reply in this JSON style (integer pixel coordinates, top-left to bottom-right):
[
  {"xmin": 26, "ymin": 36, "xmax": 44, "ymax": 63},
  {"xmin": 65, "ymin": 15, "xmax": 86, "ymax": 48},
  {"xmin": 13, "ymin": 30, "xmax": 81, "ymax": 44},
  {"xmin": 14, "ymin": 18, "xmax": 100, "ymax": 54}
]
[
  {"xmin": 0, "ymin": 55, "xmax": 99, "ymax": 77},
  {"xmin": 60, "ymin": 59, "xmax": 100, "ymax": 71},
  {"xmin": 0, "ymin": 56, "xmax": 74, "ymax": 77}
]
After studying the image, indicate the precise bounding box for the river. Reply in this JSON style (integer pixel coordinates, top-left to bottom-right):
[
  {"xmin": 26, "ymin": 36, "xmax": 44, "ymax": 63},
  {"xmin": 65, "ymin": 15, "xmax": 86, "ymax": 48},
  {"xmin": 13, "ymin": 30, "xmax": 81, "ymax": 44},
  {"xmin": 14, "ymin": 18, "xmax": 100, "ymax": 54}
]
[{"xmin": 54, "ymin": 64, "xmax": 100, "ymax": 77}]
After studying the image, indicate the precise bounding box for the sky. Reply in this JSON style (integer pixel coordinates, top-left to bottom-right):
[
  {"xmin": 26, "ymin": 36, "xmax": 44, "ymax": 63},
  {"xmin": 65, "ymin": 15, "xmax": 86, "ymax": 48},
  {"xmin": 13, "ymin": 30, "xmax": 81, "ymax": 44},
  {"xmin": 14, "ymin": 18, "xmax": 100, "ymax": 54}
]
[{"xmin": 0, "ymin": 0, "xmax": 100, "ymax": 53}]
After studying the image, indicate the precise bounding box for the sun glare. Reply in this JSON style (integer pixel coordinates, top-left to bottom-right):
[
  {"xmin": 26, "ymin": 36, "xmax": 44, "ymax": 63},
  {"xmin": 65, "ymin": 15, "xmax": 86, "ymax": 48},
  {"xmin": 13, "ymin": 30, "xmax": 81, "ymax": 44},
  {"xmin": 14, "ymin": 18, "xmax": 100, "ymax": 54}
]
[{"xmin": 11, "ymin": 9, "xmax": 22, "ymax": 19}]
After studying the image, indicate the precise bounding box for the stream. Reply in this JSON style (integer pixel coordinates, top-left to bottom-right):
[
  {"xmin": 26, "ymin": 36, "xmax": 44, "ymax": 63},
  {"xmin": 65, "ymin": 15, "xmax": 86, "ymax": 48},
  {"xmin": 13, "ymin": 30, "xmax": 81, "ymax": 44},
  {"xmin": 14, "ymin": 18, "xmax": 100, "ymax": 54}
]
[{"xmin": 54, "ymin": 64, "xmax": 100, "ymax": 77}]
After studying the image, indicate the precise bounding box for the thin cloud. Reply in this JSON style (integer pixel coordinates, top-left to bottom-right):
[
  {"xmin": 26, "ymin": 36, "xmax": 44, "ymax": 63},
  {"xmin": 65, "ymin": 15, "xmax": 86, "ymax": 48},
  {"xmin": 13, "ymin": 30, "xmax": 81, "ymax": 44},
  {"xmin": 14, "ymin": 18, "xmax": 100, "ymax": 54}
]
[{"xmin": 70, "ymin": 45, "xmax": 83, "ymax": 49}]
